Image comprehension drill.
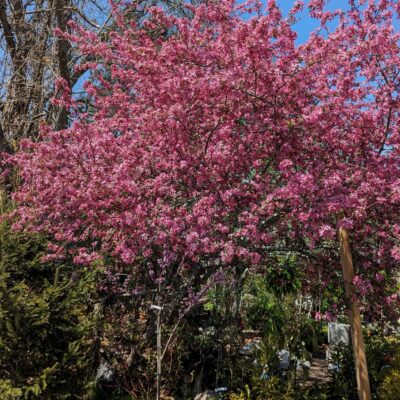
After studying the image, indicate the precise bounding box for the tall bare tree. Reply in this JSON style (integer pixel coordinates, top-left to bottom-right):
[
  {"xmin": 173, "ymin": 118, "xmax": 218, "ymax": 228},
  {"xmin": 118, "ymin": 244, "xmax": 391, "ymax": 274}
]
[{"xmin": 0, "ymin": 0, "xmax": 110, "ymax": 150}]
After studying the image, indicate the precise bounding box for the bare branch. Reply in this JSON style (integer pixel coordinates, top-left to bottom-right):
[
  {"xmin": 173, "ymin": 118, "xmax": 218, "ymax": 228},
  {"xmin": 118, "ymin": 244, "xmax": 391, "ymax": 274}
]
[{"xmin": 0, "ymin": 1, "xmax": 15, "ymax": 59}]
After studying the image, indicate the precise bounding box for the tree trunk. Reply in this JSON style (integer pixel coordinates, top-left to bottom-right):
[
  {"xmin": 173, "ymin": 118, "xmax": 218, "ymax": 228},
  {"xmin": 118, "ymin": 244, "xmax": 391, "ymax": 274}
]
[{"xmin": 338, "ymin": 227, "xmax": 371, "ymax": 400}]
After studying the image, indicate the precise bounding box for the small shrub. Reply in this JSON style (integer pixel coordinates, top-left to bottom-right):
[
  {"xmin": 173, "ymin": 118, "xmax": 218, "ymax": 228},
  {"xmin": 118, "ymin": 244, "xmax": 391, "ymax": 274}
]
[{"xmin": 379, "ymin": 370, "xmax": 400, "ymax": 400}]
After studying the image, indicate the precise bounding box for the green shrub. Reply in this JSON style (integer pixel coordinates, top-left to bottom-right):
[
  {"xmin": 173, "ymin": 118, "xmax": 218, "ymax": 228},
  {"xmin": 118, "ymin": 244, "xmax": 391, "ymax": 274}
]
[
  {"xmin": 0, "ymin": 220, "xmax": 100, "ymax": 399},
  {"xmin": 326, "ymin": 329, "xmax": 400, "ymax": 400},
  {"xmin": 379, "ymin": 370, "xmax": 400, "ymax": 400}
]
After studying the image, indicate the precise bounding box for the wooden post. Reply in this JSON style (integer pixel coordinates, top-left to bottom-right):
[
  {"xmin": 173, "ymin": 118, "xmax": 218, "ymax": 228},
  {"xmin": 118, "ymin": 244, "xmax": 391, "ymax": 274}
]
[{"xmin": 338, "ymin": 227, "xmax": 371, "ymax": 400}]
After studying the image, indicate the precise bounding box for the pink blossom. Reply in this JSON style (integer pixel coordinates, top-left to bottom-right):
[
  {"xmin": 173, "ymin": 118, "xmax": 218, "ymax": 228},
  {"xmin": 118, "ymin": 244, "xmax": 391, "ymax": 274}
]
[
  {"xmin": 318, "ymin": 224, "xmax": 335, "ymax": 239},
  {"xmin": 353, "ymin": 276, "xmax": 372, "ymax": 296},
  {"xmin": 5, "ymin": 0, "xmax": 400, "ymax": 320}
]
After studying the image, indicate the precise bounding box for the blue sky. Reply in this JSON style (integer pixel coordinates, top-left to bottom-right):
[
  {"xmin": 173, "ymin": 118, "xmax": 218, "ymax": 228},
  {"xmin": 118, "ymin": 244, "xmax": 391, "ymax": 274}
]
[
  {"xmin": 277, "ymin": 0, "xmax": 351, "ymax": 44},
  {"xmin": 278, "ymin": 0, "xmax": 321, "ymax": 43},
  {"xmin": 277, "ymin": 0, "xmax": 399, "ymax": 43}
]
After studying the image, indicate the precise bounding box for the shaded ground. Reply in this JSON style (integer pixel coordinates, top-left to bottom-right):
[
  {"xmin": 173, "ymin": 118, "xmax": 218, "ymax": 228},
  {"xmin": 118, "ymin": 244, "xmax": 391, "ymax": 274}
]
[{"xmin": 303, "ymin": 357, "xmax": 331, "ymax": 387}]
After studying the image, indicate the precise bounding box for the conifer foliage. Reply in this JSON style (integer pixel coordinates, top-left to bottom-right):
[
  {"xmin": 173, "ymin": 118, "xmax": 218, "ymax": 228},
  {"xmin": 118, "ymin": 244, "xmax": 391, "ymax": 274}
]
[{"xmin": 0, "ymin": 219, "xmax": 100, "ymax": 399}]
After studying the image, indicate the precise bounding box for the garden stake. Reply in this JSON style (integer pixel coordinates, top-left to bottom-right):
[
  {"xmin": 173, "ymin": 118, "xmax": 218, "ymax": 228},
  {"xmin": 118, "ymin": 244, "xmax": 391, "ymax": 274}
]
[{"xmin": 339, "ymin": 227, "xmax": 371, "ymax": 400}]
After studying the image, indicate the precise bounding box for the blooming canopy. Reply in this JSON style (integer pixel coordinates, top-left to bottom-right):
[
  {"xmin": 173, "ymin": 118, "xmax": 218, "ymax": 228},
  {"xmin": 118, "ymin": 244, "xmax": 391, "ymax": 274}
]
[{"xmin": 8, "ymin": 0, "xmax": 400, "ymax": 316}]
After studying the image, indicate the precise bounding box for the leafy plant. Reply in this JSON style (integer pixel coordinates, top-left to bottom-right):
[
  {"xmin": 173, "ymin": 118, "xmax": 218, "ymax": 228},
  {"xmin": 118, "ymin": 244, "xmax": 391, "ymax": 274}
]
[
  {"xmin": 379, "ymin": 370, "xmax": 400, "ymax": 400},
  {"xmin": 0, "ymin": 220, "xmax": 100, "ymax": 399}
]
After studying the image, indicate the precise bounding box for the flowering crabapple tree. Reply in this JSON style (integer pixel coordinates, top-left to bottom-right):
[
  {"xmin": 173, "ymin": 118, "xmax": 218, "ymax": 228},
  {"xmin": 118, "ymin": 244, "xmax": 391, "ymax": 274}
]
[{"xmin": 6, "ymin": 0, "xmax": 400, "ymax": 396}]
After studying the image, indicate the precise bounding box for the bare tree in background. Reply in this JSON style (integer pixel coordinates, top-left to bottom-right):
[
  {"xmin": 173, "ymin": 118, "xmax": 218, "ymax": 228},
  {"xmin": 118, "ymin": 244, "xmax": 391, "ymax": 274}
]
[{"xmin": 0, "ymin": 0, "xmax": 111, "ymax": 152}]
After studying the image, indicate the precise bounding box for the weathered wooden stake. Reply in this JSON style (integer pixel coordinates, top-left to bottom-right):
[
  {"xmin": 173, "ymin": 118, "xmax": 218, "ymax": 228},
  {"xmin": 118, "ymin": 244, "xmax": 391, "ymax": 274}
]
[{"xmin": 338, "ymin": 227, "xmax": 371, "ymax": 400}]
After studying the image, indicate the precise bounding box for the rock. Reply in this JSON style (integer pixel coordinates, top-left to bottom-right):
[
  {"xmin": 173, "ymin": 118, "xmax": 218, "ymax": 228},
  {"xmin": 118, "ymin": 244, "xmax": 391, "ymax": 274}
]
[
  {"xmin": 278, "ymin": 349, "xmax": 290, "ymax": 370},
  {"xmin": 297, "ymin": 360, "xmax": 311, "ymax": 371},
  {"xmin": 96, "ymin": 358, "xmax": 114, "ymax": 382},
  {"xmin": 194, "ymin": 390, "xmax": 218, "ymax": 400}
]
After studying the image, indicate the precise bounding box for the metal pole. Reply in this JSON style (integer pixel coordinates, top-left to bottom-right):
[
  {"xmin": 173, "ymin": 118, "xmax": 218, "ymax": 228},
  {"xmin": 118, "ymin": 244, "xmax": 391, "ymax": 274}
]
[
  {"xmin": 152, "ymin": 284, "xmax": 162, "ymax": 400},
  {"xmin": 156, "ymin": 306, "xmax": 161, "ymax": 400}
]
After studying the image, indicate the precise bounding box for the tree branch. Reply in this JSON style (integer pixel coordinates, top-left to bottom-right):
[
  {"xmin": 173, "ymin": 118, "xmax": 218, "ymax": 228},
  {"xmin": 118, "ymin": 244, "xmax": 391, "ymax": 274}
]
[{"xmin": 0, "ymin": 0, "xmax": 15, "ymax": 60}]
